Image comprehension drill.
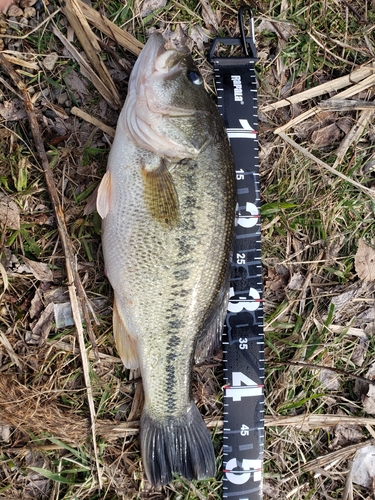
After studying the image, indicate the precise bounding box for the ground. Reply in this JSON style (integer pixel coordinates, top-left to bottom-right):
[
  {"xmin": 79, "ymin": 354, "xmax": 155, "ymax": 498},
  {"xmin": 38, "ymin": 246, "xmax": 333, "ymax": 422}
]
[{"xmin": 0, "ymin": 0, "xmax": 375, "ymax": 499}]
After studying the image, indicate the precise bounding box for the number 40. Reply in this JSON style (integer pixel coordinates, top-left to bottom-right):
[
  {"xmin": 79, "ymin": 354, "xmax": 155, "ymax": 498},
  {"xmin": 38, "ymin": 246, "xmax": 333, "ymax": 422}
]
[{"xmin": 226, "ymin": 372, "xmax": 263, "ymax": 401}]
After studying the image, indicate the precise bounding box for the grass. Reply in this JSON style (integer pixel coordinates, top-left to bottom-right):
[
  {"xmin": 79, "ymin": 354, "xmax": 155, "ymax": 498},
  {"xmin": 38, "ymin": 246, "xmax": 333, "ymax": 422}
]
[{"xmin": 0, "ymin": 0, "xmax": 375, "ymax": 498}]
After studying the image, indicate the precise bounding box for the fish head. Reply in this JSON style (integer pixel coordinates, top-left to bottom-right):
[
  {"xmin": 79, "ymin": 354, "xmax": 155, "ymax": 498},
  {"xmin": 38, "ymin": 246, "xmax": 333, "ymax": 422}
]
[{"xmin": 121, "ymin": 33, "xmax": 220, "ymax": 160}]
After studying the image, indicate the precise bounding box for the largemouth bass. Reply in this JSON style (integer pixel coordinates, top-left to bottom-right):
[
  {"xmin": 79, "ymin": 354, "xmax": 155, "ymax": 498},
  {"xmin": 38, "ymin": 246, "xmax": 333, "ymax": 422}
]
[{"xmin": 97, "ymin": 33, "xmax": 236, "ymax": 486}]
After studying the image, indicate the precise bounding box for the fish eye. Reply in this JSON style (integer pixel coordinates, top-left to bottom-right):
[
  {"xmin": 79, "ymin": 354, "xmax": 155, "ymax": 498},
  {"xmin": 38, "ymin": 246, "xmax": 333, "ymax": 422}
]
[{"xmin": 187, "ymin": 71, "xmax": 203, "ymax": 85}]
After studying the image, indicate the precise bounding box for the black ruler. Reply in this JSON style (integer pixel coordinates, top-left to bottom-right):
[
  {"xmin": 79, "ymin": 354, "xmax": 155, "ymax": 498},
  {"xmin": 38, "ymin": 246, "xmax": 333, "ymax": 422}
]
[{"xmin": 209, "ymin": 8, "xmax": 264, "ymax": 500}]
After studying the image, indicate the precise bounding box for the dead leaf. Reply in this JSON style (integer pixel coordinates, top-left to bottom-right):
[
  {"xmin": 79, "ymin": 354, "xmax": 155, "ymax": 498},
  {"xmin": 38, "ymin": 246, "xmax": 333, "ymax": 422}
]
[
  {"xmin": 27, "ymin": 302, "xmax": 55, "ymax": 345},
  {"xmin": 263, "ymin": 480, "xmax": 279, "ymax": 498},
  {"xmin": 330, "ymin": 282, "xmax": 362, "ymax": 314},
  {"xmin": 363, "ymin": 384, "xmax": 375, "ymax": 416},
  {"xmin": 354, "ymin": 362, "xmax": 375, "ymax": 401},
  {"xmin": 29, "ymin": 289, "xmax": 44, "ymax": 319},
  {"xmin": 266, "ymin": 264, "xmax": 290, "ymax": 291},
  {"xmin": 64, "ymin": 70, "xmax": 90, "ymax": 99},
  {"xmin": 288, "ymin": 271, "xmax": 305, "ymax": 290},
  {"xmin": 311, "ymin": 122, "xmax": 342, "ymax": 148},
  {"xmin": 0, "ymin": 100, "xmax": 27, "ymax": 121},
  {"xmin": 24, "ymin": 451, "xmax": 52, "ymax": 498},
  {"xmin": 0, "ymin": 193, "xmax": 20, "ymax": 231},
  {"xmin": 351, "ymin": 336, "xmax": 369, "ymax": 366},
  {"xmin": 137, "ymin": 0, "xmax": 167, "ymax": 17},
  {"xmin": 23, "ymin": 258, "xmax": 54, "ymax": 282},
  {"xmin": 189, "ymin": 25, "xmax": 210, "ymax": 52},
  {"xmin": 0, "ymin": 425, "xmax": 10, "ymax": 442},
  {"xmin": 44, "ymin": 287, "xmax": 70, "ymax": 304},
  {"xmin": 352, "ymin": 445, "xmax": 375, "ymax": 488},
  {"xmin": 42, "ymin": 52, "xmax": 59, "ymax": 71},
  {"xmin": 336, "ymin": 117, "xmax": 353, "ymax": 135},
  {"xmin": 357, "ymin": 307, "xmax": 375, "ymax": 336},
  {"xmin": 256, "ymin": 19, "xmax": 297, "ymax": 41},
  {"xmin": 29, "ymin": 283, "xmax": 51, "ymax": 319},
  {"xmin": 318, "ymin": 368, "xmax": 341, "ymax": 390},
  {"xmin": 200, "ymin": 0, "xmax": 220, "ymax": 31},
  {"xmin": 355, "ymin": 238, "xmax": 375, "ymax": 281},
  {"xmin": 328, "ymin": 421, "xmax": 363, "ymax": 450}
]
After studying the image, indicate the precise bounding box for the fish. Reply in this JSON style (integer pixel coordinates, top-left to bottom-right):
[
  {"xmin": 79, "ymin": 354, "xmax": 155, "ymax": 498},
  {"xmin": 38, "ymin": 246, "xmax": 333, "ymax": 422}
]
[{"xmin": 97, "ymin": 33, "xmax": 236, "ymax": 486}]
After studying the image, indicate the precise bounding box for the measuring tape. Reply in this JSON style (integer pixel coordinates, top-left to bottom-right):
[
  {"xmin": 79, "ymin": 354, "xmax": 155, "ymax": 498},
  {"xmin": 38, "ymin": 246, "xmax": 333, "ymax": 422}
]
[{"xmin": 209, "ymin": 7, "xmax": 264, "ymax": 500}]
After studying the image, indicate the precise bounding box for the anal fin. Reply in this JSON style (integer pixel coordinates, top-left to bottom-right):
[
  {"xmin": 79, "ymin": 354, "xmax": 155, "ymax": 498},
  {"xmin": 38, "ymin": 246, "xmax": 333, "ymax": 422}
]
[{"xmin": 113, "ymin": 296, "xmax": 139, "ymax": 369}]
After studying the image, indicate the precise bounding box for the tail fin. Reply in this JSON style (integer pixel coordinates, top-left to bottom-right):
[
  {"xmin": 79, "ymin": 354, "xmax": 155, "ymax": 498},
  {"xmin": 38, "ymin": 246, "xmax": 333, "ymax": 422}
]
[{"xmin": 140, "ymin": 402, "xmax": 215, "ymax": 486}]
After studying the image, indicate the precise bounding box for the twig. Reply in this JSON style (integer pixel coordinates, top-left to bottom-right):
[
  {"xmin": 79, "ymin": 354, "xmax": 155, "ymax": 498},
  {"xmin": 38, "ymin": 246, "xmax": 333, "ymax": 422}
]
[
  {"xmin": 275, "ymin": 70, "xmax": 375, "ymax": 133},
  {"xmin": 51, "ymin": 22, "xmax": 119, "ymax": 111},
  {"xmin": 51, "ymin": 339, "xmax": 121, "ymax": 362},
  {"xmin": 342, "ymin": 460, "xmax": 354, "ymax": 500},
  {"xmin": 78, "ymin": 0, "xmax": 143, "ymax": 56},
  {"xmin": 290, "ymin": 439, "xmax": 375, "ymax": 476},
  {"xmin": 276, "ymin": 131, "xmax": 375, "ymax": 199},
  {"xmin": 265, "ymin": 414, "xmax": 375, "ymax": 429},
  {"xmin": 0, "ymin": 261, "xmax": 9, "ymax": 303},
  {"xmin": 308, "ymin": 31, "xmax": 356, "ymax": 66},
  {"xmin": 341, "ymin": 0, "xmax": 368, "ymax": 23},
  {"xmin": 319, "ymin": 99, "xmax": 375, "ymax": 110},
  {"xmin": 71, "ymin": 106, "xmax": 116, "ymax": 137},
  {"xmin": 334, "ymin": 109, "xmax": 375, "ymax": 168},
  {"xmin": 261, "ymin": 64, "xmax": 375, "ymax": 112},
  {"xmin": 1, "ymin": 53, "xmax": 39, "ymax": 70},
  {"xmin": 60, "ymin": 0, "xmax": 121, "ymax": 109},
  {"xmin": 0, "ymin": 328, "xmax": 22, "ymax": 369},
  {"xmin": 0, "ymin": 53, "xmax": 103, "ymax": 489}
]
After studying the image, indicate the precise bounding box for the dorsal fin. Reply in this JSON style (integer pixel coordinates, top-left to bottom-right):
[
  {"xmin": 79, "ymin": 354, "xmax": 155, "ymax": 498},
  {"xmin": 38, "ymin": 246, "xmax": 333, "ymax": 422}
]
[{"xmin": 195, "ymin": 269, "xmax": 231, "ymax": 363}]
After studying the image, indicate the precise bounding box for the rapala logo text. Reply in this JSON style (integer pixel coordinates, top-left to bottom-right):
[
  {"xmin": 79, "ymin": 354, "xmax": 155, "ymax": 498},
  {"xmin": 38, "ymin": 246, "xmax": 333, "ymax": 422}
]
[{"xmin": 231, "ymin": 75, "xmax": 243, "ymax": 103}]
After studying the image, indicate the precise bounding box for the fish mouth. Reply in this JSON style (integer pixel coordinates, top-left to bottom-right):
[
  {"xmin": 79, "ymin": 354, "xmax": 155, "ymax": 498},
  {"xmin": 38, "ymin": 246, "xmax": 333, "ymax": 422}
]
[{"xmin": 130, "ymin": 33, "xmax": 189, "ymax": 89}]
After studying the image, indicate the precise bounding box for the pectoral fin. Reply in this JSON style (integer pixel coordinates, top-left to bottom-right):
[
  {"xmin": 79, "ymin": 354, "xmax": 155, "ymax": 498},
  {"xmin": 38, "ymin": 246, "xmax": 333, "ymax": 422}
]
[
  {"xmin": 96, "ymin": 171, "xmax": 112, "ymax": 219},
  {"xmin": 113, "ymin": 296, "xmax": 139, "ymax": 369},
  {"xmin": 142, "ymin": 160, "xmax": 179, "ymax": 225}
]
